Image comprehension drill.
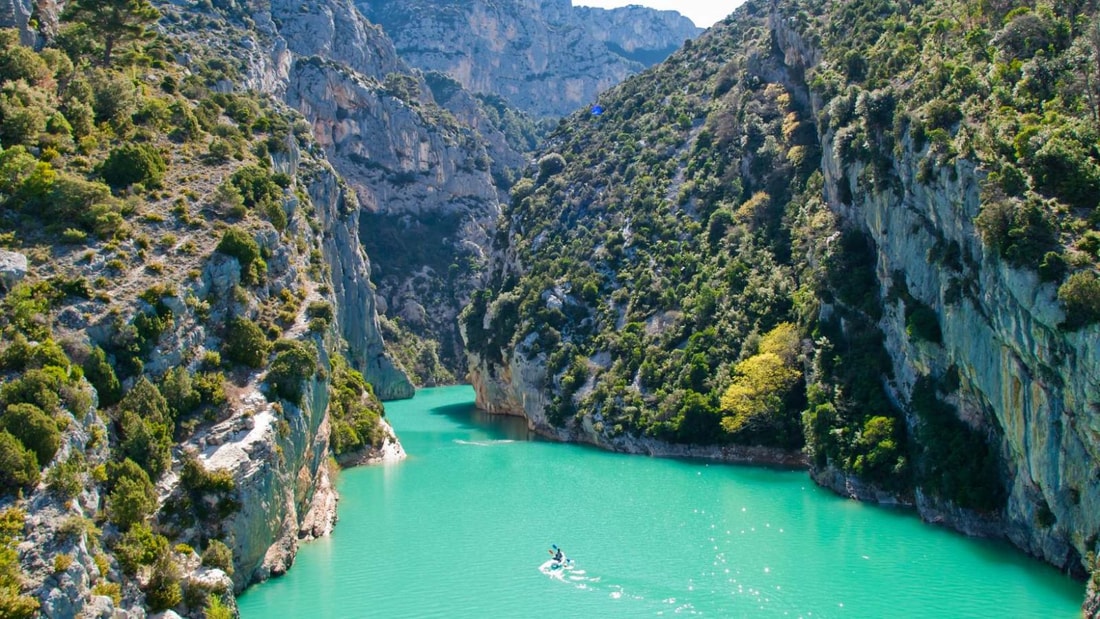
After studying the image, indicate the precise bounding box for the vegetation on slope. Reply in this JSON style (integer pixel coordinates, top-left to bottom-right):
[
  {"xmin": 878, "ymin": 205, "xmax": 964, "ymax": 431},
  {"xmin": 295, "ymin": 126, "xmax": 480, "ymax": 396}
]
[
  {"xmin": 0, "ymin": 1, "xmax": 391, "ymax": 614},
  {"xmin": 806, "ymin": 0, "xmax": 1100, "ymax": 310},
  {"xmin": 465, "ymin": 8, "xmax": 829, "ymax": 452},
  {"xmin": 466, "ymin": 0, "xmax": 1100, "ymax": 515}
]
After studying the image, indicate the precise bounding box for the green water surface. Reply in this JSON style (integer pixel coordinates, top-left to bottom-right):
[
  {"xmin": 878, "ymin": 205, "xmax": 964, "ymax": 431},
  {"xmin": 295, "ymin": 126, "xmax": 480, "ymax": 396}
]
[{"xmin": 237, "ymin": 385, "xmax": 1083, "ymax": 618}]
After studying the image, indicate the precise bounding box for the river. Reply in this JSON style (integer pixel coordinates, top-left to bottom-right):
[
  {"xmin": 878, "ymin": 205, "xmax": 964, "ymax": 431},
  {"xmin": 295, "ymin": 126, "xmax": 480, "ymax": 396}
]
[{"xmin": 237, "ymin": 385, "xmax": 1083, "ymax": 617}]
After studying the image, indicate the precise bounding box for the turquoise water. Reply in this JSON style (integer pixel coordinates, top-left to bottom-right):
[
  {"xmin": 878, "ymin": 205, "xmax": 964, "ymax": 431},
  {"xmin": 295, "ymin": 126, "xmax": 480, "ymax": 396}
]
[{"xmin": 238, "ymin": 385, "xmax": 1083, "ymax": 618}]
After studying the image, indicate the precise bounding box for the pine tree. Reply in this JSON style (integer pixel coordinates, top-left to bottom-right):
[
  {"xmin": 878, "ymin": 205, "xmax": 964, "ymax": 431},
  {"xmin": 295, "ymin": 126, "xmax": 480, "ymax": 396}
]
[{"xmin": 63, "ymin": 0, "xmax": 159, "ymax": 66}]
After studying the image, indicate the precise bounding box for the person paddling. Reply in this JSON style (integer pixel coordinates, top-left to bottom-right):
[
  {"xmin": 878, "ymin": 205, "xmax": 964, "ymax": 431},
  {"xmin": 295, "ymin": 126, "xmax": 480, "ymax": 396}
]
[{"xmin": 548, "ymin": 544, "xmax": 565, "ymax": 565}]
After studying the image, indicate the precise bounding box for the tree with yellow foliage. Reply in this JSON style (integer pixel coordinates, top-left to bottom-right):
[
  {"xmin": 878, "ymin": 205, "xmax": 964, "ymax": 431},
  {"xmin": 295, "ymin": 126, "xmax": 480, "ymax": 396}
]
[{"xmin": 719, "ymin": 323, "xmax": 802, "ymax": 437}]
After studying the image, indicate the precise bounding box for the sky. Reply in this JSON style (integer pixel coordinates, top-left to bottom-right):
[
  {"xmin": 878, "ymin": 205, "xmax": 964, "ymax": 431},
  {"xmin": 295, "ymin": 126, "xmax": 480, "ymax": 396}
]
[{"xmin": 574, "ymin": 0, "xmax": 744, "ymax": 28}]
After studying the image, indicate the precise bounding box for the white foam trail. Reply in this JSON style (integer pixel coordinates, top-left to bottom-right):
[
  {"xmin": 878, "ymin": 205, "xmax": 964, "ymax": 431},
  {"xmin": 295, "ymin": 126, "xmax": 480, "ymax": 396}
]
[{"xmin": 452, "ymin": 439, "xmax": 516, "ymax": 446}]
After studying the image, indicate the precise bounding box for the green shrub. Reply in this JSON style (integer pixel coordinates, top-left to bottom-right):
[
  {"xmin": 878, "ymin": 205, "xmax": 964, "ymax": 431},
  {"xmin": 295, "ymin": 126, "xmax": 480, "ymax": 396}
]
[
  {"xmin": 0, "ymin": 145, "xmax": 37, "ymax": 194},
  {"xmin": 99, "ymin": 143, "xmax": 166, "ymax": 190},
  {"xmin": 1027, "ymin": 132, "xmax": 1100, "ymax": 211},
  {"xmin": 91, "ymin": 582, "xmax": 121, "ymax": 605},
  {"xmin": 0, "ymin": 42, "xmax": 49, "ymax": 84},
  {"xmin": 905, "ymin": 301, "xmax": 942, "ymax": 344},
  {"xmin": 120, "ymin": 377, "xmax": 171, "ymax": 425},
  {"xmin": 0, "ymin": 431, "xmax": 39, "ymax": 493},
  {"xmin": 0, "ymin": 366, "xmax": 65, "ymax": 414},
  {"xmin": 215, "ymin": 227, "xmax": 264, "ymax": 285},
  {"xmin": 145, "ymin": 554, "xmax": 182, "ymax": 612},
  {"xmin": 0, "ymin": 81, "xmax": 49, "ymax": 147},
  {"xmin": 204, "ymin": 595, "xmax": 233, "ymax": 619},
  {"xmin": 180, "ymin": 456, "xmax": 234, "ymax": 495},
  {"xmin": 200, "ymin": 539, "xmax": 234, "ymax": 575},
  {"xmin": 329, "ymin": 357, "xmax": 384, "ymax": 455},
  {"xmin": 53, "ymin": 553, "xmax": 73, "ymax": 573},
  {"xmin": 113, "ymin": 523, "xmax": 166, "ymax": 575},
  {"xmin": 159, "ymin": 367, "xmax": 198, "ymax": 420},
  {"xmin": 922, "ymin": 99, "xmax": 962, "ymax": 131},
  {"xmin": 0, "ymin": 505, "xmax": 37, "ymax": 616},
  {"xmin": 851, "ymin": 415, "xmax": 903, "ymax": 478},
  {"xmin": 212, "ymin": 181, "xmax": 246, "ymax": 218},
  {"xmin": 206, "ymin": 138, "xmax": 232, "ymax": 162},
  {"xmin": 60, "ymin": 228, "xmax": 87, "ymax": 244},
  {"xmin": 167, "ymin": 100, "xmax": 200, "ymax": 141},
  {"xmin": 1058, "ymin": 271, "xmax": 1100, "ymax": 330},
  {"xmin": 107, "ymin": 472, "xmax": 157, "ymax": 531},
  {"xmin": 223, "ymin": 317, "xmax": 270, "ymax": 368},
  {"xmin": 46, "ymin": 453, "xmax": 85, "ymax": 499},
  {"xmin": 16, "ymin": 168, "xmax": 124, "ymax": 236},
  {"xmin": 89, "ymin": 69, "xmax": 138, "ymax": 126},
  {"xmin": 975, "ymin": 197, "xmax": 1058, "ymax": 269},
  {"xmin": 305, "ymin": 301, "xmax": 333, "ymax": 326},
  {"xmin": 116, "ymin": 405, "xmax": 172, "ymax": 479},
  {"xmin": 0, "ymin": 403, "xmax": 61, "ymax": 466},
  {"xmin": 118, "ymin": 412, "xmax": 169, "ymax": 469},
  {"xmin": 193, "ymin": 371, "xmax": 227, "ymax": 410},
  {"xmin": 265, "ymin": 339, "xmax": 318, "ymax": 402},
  {"xmin": 536, "ymin": 153, "xmax": 566, "ymax": 181},
  {"xmin": 83, "ymin": 345, "xmax": 122, "ymax": 406},
  {"xmin": 229, "ymin": 165, "xmax": 281, "ymax": 209}
]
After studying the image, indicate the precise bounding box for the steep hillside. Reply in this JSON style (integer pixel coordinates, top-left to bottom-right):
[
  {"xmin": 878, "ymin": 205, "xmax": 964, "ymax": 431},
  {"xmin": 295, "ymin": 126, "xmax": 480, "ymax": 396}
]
[
  {"xmin": 0, "ymin": 1, "xmax": 409, "ymax": 616},
  {"xmin": 464, "ymin": 0, "xmax": 1100, "ymax": 609},
  {"xmin": 360, "ymin": 0, "xmax": 702, "ymax": 118}
]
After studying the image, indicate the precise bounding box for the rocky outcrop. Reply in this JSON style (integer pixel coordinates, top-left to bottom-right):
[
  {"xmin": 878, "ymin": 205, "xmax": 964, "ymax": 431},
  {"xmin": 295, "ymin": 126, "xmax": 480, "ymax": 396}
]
[
  {"xmin": 17, "ymin": 404, "xmax": 119, "ymax": 619},
  {"xmin": 190, "ymin": 377, "xmax": 330, "ymax": 588},
  {"xmin": 167, "ymin": 0, "xmax": 417, "ymax": 397},
  {"xmin": 575, "ymin": 4, "xmax": 701, "ymax": 61},
  {"xmin": 814, "ymin": 125, "xmax": 1100, "ymax": 573},
  {"xmin": 271, "ymin": 0, "xmax": 404, "ymax": 83},
  {"xmin": 0, "ymin": 0, "xmax": 59, "ymax": 46},
  {"xmin": 768, "ymin": 0, "xmax": 1100, "ymax": 572},
  {"xmin": 0, "ymin": 249, "xmax": 27, "ymax": 291},
  {"xmin": 360, "ymin": 0, "xmax": 701, "ymax": 118},
  {"xmin": 301, "ymin": 157, "xmax": 414, "ymax": 400},
  {"xmin": 333, "ymin": 417, "xmax": 406, "ymax": 467}
]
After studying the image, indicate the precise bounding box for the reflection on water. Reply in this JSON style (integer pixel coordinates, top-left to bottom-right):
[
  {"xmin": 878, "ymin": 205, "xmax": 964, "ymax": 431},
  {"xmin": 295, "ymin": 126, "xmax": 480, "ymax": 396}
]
[{"xmin": 422, "ymin": 399, "xmax": 533, "ymax": 441}]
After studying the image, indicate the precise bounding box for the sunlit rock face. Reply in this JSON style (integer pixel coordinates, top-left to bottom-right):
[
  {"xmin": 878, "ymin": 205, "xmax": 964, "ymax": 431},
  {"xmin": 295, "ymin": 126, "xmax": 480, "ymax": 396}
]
[{"xmin": 359, "ymin": 0, "xmax": 701, "ymax": 118}]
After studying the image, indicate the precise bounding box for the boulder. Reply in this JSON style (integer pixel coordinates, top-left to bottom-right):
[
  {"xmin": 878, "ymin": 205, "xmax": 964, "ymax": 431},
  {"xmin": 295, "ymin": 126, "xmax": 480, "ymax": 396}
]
[{"xmin": 0, "ymin": 249, "xmax": 28, "ymax": 292}]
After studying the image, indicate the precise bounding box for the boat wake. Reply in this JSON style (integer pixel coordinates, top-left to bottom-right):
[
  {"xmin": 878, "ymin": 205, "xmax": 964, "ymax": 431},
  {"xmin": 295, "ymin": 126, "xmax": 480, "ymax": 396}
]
[
  {"xmin": 540, "ymin": 560, "xmax": 645, "ymax": 599},
  {"xmin": 539, "ymin": 559, "xmax": 579, "ymax": 581},
  {"xmin": 452, "ymin": 439, "xmax": 516, "ymax": 447}
]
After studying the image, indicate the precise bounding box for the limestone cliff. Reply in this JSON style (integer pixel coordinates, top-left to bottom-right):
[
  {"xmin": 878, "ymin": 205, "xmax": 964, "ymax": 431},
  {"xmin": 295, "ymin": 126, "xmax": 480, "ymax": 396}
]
[
  {"xmin": 199, "ymin": 0, "xmax": 516, "ymax": 383},
  {"xmin": 766, "ymin": 9, "xmax": 1100, "ymax": 578},
  {"xmin": 165, "ymin": 0, "xmax": 416, "ymax": 398},
  {"xmin": 360, "ymin": 0, "xmax": 702, "ymax": 118}
]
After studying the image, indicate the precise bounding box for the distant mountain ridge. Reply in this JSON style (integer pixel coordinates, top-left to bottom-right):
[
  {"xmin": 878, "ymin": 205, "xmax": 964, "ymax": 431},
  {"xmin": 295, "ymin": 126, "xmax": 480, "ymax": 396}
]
[{"xmin": 359, "ymin": 0, "xmax": 702, "ymax": 118}]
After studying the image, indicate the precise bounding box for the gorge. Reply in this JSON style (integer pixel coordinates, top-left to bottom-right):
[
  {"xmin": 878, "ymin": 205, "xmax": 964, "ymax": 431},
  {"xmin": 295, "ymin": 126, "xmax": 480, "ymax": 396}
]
[{"xmin": 0, "ymin": 0, "xmax": 1098, "ymax": 616}]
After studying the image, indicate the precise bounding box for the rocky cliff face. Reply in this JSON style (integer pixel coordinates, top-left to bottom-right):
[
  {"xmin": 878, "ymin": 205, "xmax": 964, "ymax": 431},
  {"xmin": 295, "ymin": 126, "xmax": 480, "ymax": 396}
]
[
  {"xmin": 209, "ymin": 0, "xmax": 514, "ymax": 384},
  {"xmin": 167, "ymin": 0, "xmax": 416, "ymax": 398},
  {"xmin": 0, "ymin": 0, "xmax": 60, "ymax": 45},
  {"xmin": 360, "ymin": 0, "xmax": 701, "ymax": 118},
  {"xmin": 763, "ymin": 10, "xmax": 1100, "ymax": 578}
]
